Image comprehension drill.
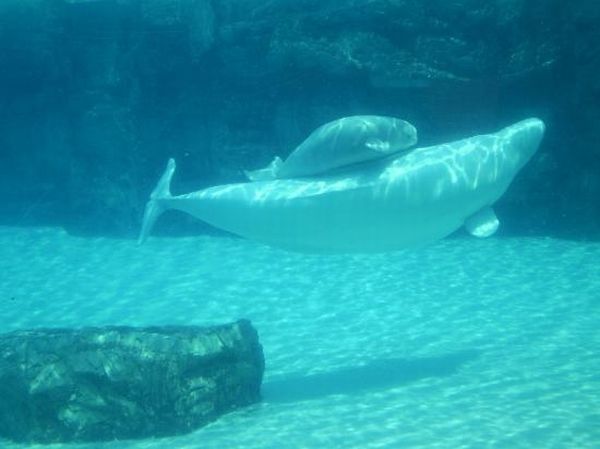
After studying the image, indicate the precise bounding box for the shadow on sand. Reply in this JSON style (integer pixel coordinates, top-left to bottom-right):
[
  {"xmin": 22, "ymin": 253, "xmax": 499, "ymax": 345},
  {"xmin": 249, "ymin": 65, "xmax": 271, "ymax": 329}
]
[{"xmin": 262, "ymin": 349, "xmax": 479, "ymax": 403}]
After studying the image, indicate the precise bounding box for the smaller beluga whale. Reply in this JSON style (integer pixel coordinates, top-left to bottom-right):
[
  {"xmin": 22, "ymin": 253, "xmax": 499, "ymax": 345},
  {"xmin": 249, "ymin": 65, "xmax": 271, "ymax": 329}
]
[
  {"xmin": 138, "ymin": 117, "xmax": 545, "ymax": 253},
  {"xmin": 245, "ymin": 115, "xmax": 418, "ymax": 181}
]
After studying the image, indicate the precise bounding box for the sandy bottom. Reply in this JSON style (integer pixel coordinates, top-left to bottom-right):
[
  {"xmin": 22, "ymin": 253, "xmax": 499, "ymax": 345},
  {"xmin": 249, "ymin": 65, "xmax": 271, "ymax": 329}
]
[{"xmin": 0, "ymin": 226, "xmax": 599, "ymax": 449}]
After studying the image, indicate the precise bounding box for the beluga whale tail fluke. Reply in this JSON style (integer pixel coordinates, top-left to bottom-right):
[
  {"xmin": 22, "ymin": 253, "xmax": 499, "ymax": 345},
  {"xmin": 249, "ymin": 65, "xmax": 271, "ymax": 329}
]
[
  {"xmin": 138, "ymin": 158, "xmax": 175, "ymax": 245},
  {"xmin": 138, "ymin": 117, "xmax": 545, "ymax": 253}
]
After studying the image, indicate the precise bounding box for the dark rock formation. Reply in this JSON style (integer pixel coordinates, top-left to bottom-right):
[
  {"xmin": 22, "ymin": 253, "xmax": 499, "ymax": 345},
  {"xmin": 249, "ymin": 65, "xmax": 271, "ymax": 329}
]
[
  {"xmin": 0, "ymin": 0, "xmax": 598, "ymax": 238},
  {"xmin": 0, "ymin": 320, "xmax": 264, "ymax": 443}
]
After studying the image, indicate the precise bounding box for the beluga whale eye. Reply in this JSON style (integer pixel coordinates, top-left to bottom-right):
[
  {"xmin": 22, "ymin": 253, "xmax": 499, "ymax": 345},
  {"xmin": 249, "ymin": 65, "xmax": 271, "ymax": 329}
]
[{"xmin": 139, "ymin": 118, "xmax": 544, "ymax": 254}]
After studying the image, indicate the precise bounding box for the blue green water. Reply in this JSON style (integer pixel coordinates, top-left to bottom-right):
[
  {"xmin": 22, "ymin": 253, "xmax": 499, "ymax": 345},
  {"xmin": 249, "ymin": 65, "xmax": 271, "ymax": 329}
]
[{"xmin": 1, "ymin": 226, "xmax": 598, "ymax": 448}]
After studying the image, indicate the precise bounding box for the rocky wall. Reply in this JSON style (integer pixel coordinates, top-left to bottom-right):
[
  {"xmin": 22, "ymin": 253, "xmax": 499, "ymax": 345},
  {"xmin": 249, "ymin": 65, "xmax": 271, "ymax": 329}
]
[{"xmin": 0, "ymin": 0, "xmax": 598, "ymax": 238}]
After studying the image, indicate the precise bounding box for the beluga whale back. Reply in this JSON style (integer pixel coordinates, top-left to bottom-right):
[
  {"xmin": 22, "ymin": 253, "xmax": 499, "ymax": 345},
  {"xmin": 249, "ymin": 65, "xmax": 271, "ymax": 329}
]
[{"xmin": 138, "ymin": 118, "xmax": 545, "ymax": 253}]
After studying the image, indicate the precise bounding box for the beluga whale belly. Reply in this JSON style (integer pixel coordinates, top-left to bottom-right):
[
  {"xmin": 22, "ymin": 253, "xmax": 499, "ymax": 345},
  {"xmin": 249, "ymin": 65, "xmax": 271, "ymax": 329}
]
[{"xmin": 138, "ymin": 118, "xmax": 545, "ymax": 253}]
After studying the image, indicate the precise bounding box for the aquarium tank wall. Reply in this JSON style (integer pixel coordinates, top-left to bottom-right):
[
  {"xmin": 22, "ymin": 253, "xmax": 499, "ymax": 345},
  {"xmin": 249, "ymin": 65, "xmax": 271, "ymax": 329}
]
[{"xmin": 1, "ymin": 0, "xmax": 598, "ymax": 239}]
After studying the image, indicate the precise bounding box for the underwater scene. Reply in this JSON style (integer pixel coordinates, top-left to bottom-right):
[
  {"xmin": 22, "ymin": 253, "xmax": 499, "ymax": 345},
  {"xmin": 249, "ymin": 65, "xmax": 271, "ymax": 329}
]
[{"xmin": 0, "ymin": 1, "xmax": 599, "ymax": 448}]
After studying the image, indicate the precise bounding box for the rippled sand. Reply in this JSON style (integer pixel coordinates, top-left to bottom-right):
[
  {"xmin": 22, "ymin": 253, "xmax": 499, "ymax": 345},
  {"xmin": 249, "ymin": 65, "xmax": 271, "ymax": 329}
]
[{"xmin": 1, "ymin": 227, "xmax": 598, "ymax": 449}]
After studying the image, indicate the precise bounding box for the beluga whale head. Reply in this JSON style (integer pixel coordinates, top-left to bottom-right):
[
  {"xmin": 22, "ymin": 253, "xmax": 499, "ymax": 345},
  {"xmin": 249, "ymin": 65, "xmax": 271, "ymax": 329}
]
[{"xmin": 498, "ymin": 117, "xmax": 545, "ymax": 172}]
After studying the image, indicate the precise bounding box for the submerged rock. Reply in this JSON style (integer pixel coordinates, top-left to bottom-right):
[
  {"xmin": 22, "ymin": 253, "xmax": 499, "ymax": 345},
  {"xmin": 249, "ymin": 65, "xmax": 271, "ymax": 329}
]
[{"xmin": 0, "ymin": 320, "xmax": 264, "ymax": 443}]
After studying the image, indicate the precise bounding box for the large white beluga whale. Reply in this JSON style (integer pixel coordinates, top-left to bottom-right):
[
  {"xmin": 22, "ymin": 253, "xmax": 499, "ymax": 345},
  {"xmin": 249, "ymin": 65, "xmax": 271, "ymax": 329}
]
[{"xmin": 138, "ymin": 117, "xmax": 545, "ymax": 253}]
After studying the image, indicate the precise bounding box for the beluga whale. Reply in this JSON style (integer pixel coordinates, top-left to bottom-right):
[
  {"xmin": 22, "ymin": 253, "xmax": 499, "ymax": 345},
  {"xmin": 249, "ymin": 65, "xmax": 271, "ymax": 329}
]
[
  {"xmin": 138, "ymin": 117, "xmax": 545, "ymax": 253},
  {"xmin": 245, "ymin": 115, "xmax": 418, "ymax": 181}
]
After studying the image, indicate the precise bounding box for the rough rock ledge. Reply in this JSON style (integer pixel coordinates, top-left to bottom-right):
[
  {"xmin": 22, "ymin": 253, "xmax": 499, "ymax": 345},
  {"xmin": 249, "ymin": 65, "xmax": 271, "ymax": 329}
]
[{"xmin": 0, "ymin": 320, "xmax": 264, "ymax": 443}]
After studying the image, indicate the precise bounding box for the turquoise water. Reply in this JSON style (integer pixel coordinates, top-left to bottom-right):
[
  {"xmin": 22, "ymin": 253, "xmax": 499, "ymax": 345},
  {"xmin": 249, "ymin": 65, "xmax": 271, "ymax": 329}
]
[{"xmin": 1, "ymin": 226, "xmax": 599, "ymax": 448}]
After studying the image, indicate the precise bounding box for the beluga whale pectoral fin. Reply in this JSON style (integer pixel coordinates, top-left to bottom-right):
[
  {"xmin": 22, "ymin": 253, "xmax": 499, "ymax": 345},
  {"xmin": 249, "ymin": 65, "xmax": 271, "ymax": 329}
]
[
  {"xmin": 244, "ymin": 156, "xmax": 283, "ymax": 181},
  {"xmin": 138, "ymin": 158, "xmax": 176, "ymax": 245},
  {"xmin": 465, "ymin": 206, "xmax": 499, "ymax": 238}
]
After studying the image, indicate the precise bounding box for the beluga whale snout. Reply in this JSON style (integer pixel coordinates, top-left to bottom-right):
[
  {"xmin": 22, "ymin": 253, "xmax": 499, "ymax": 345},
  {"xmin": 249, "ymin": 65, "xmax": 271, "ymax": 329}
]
[
  {"xmin": 498, "ymin": 117, "xmax": 545, "ymax": 168},
  {"xmin": 138, "ymin": 117, "xmax": 545, "ymax": 253}
]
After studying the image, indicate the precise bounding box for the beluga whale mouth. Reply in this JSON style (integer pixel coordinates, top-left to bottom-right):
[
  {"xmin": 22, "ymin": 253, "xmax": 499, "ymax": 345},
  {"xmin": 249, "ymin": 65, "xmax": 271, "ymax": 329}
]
[{"xmin": 138, "ymin": 117, "xmax": 545, "ymax": 254}]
